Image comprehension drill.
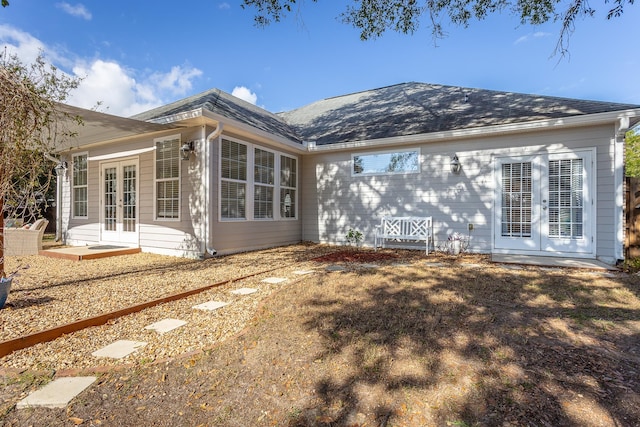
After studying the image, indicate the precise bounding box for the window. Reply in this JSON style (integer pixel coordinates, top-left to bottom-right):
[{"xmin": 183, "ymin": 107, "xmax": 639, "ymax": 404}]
[
  {"xmin": 155, "ymin": 137, "xmax": 180, "ymax": 219},
  {"xmin": 72, "ymin": 154, "xmax": 88, "ymax": 218},
  {"xmin": 219, "ymin": 138, "xmax": 299, "ymax": 221},
  {"xmin": 501, "ymin": 162, "xmax": 532, "ymax": 238},
  {"xmin": 280, "ymin": 155, "xmax": 297, "ymax": 218},
  {"xmin": 221, "ymin": 139, "xmax": 247, "ymax": 219},
  {"xmin": 254, "ymin": 148, "xmax": 274, "ymax": 219},
  {"xmin": 352, "ymin": 149, "xmax": 419, "ymax": 176}
]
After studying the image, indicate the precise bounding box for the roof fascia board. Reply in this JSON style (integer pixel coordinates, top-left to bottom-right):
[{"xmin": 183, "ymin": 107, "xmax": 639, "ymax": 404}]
[
  {"xmin": 308, "ymin": 109, "xmax": 640, "ymax": 153},
  {"xmin": 145, "ymin": 108, "xmax": 208, "ymax": 125}
]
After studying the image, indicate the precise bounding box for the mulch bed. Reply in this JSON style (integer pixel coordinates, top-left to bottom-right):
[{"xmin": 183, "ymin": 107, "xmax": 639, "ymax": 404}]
[{"xmin": 312, "ymin": 249, "xmax": 399, "ymax": 263}]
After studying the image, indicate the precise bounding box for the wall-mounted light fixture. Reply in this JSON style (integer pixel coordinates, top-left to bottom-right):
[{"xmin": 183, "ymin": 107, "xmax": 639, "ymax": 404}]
[
  {"xmin": 450, "ymin": 154, "xmax": 461, "ymax": 174},
  {"xmin": 180, "ymin": 141, "xmax": 195, "ymax": 160},
  {"xmin": 54, "ymin": 161, "xmax": 68, "ymax": 176}
]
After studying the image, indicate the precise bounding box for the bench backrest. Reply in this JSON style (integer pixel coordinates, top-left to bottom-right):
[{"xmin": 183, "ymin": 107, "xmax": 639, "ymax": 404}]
[{"xmin": 380, "ymin": 217, "xmax": 432, "ymax": 238}]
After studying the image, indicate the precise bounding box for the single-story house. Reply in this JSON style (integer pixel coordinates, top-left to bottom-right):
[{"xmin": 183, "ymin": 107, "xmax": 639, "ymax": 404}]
[{"xmin": 54, "ymin": 82, "xmax": 640, "ymax": 264}]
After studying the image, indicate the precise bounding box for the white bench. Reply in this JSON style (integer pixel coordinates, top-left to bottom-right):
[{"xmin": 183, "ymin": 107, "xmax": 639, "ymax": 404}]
[{"xmin": 374, "ymin": 216, "xmax": 433, "ymax": 254}]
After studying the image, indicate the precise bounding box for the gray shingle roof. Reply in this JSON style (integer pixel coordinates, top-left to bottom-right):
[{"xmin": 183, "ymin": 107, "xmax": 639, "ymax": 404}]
[
  {"xmin": 131, "ymin": 82, "xmax": 639, "ymax": 147},
  {"xmin": 277, "ymin": 82, "xmax": 640, "ymax": 145},
  {"xmin": 131, "ymin": 88, "xmax": 303, "ymax": 143}
]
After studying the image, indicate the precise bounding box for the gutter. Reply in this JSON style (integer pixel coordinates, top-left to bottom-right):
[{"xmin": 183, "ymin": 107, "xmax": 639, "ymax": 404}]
[{"xmin": 202, "ymin": 122, "xmax": 223, "ymax": 258}]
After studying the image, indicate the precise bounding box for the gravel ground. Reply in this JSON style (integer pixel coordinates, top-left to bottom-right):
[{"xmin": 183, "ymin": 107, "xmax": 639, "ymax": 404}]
[{"xmin": 1, "ymin": 243, "xmax": 336, "ymax": 373}]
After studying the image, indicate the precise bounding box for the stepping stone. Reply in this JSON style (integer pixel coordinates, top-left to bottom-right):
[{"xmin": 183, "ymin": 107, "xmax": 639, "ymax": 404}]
[
  {"xmin": 501, "ymin": 264, "xmax": 523, "ymax": 270},
  {"xmin": 460, "ymin": 263, "xmax": 483, "ymax": 269},
  {"xmin": 144, "ymin": 318, "xmax": 187, "ymax": 334},
  {"xmin": 326, "ymin": 265, "xmax": 346, "ymax": 272},
  {"xmin": 193, "ymin": 301, "xmax": 229, "ymax": 311},
  {"xmin": 231, "ymin": 287, "xmax": 258, "ymax": 295},
  {"xmin": 424, "ymin": 262, "xmax": 444, "ymax": 267},
  {"xmin": 392, "ymin": 263, "xmax": 412, "ymax": 267},
  {"xmin": 261, "ymin": 277, "xmax": 287, "ymax": 284},
  {"xmin": 17, "ymin": 376, "xmax": 97, "ymax": 409},
  {"xmin": 359, "ymin": 263, "xmax": 379, "ymax": 269},
  {"xmin": 293, "ymin": 270, "xmax": 315, "ymax": 275},
  {"xmin": 92, "ymin": 340, "xmax": 147, "ymax": 359}
]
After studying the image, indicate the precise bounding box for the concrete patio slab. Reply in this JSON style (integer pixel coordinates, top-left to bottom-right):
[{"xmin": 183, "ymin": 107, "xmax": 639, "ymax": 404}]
[
  {"xmin": 500, "ymin": 264, "xmax": 524, "ymax": 270},
  {"xmin": 261, "ymin": 277, "xmax": 287, "ymax": 284},
  {"xmin": 230, "ymin": 287, "xmax": 258, "ymax": 295},
  {"xmin": 491, "ymin": 254, "xmax": 617, "ymax": 271},
  {"xmin": 91, "ymin": 340, "xmax": 147, "ymax": 359},
  {"xmin": 144, "ymin": 318, "xmax": 187, "ymax": 334},
  {"xmin": 193, "ymin": 301, "xmax": 229, "ymax": 311},
  {"xmin": 17, "ymin": 376, "xmax": 97, "ymax": 409}
]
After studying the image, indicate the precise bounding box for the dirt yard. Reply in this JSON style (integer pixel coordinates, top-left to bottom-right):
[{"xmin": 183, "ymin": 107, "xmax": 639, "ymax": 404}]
[{"xmin": 2, "ymin": 245, "xmax": 640, "ymax": 426}]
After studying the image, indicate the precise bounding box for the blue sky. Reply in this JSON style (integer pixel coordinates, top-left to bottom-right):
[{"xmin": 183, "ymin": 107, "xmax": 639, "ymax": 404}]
[{"xmin": 1, "ymin": 1, "xmax": 639, "ymax": 117}]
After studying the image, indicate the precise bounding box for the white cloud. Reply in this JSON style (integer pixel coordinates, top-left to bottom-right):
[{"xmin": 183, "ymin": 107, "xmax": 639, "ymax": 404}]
[
  {"xmin": 150, "ymin": 65, "xmax": 203, "ymax": 96},
  {"xmin": 1, "ymin": 25, "xmax": 50, "ymax": 64},
  {"xmin": 232, "ymin": 86, "xmax": 258, "ymax": 105},
  {"xmin": 69, "ymin": 60, "xmax": 157, "ymax": 116},
  {"xmin": 514, "ymin": 31, "xmax": 552, "ymax": 45},
  {"xmin": 56, "ymin": 2, "xmax": 92, "ymax": 20},
  {"xmin": 219, "ymin": 2, "xmax": 231, "ymax": 10},
  {"xmin": 0, "ymin": 24, "xmax": 203, "ymax": 117}
]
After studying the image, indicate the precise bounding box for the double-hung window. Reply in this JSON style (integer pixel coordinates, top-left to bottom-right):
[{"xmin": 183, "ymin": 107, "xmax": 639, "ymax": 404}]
[
  {"xmin": 280, "ymin": 155, "xmax": 297, "ymax": 218},
  {"xmin": 72, "ymin": 153, "xmax": 88, "ymax": 218},
  {"xmin": 221, "ymin": 139, "xmax": 247, "ymax": 219},
  {"xmin": 254, "ymin": 148, "xmax": 274, "ymax": 219},
  {"xmin": 155, "ymin": 136, "xmax": 180, "ymax": 220}
]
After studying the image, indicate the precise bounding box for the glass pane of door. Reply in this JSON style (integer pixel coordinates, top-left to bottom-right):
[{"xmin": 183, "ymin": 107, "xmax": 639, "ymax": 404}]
[
  {"xmin": 123, "ymin": 164, "xmax": 136, "ymax": 232},
  {"xmin": 501, "ymin": 162, "xmax": 532, "ymax": 238},
  {"xmin": 104, "ymin": 167, "xmax": 117, "ymax": 231},
  {"xmin": 547, "ymin": 159, "xmax": 584, "ymax": 239}
]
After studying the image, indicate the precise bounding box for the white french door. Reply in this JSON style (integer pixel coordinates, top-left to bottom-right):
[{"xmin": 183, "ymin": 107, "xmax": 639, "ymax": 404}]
[
  {"xmin": 494, "ymin": 149, "xmax": 595, "ymax": 256},
  {"xmin": 100, "ymin": 159, "xmax": 139, "ymax": 245}
]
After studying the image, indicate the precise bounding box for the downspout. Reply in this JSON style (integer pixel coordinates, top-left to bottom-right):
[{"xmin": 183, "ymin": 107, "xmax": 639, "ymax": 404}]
[
  {"xmin": 202, "ymin": 122, "xmax": 223, "ymax": 258},
  {"xmin": 615, "ymin": 116, "xmax": 630, "ymax": 262}
]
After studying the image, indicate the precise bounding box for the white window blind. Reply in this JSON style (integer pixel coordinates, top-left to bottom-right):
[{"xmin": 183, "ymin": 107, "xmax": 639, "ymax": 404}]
[
  {"xmin": 155, "ymin": 138, "xmax": 180, "ymax": 219},
  {"xmin": 72, "ymin": 154, "xmax": 88, "ymax": 218}
]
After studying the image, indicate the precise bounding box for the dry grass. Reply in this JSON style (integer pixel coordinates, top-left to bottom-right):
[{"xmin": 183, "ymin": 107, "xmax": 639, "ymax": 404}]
[{"xmin": 2, "ymin": 245, "xmax": 640, "ymax": 426}]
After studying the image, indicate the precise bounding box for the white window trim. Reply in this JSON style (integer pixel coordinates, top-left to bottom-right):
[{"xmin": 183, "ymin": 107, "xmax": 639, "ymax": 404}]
[
  {"xmin": 351, "ymin": 147, "xmax": 421, "ymax": 177},
  {"xmin": 153, "ymin": 134, "xmax": 182, "ymax": 222},
  {"xmin": 71, "ymin": 152, "xmax": 89, "ymax": 219},
  {"xmin": 279, "ymin": 154, "xmax": 298, "ymax": 221},
  {"xmin": 218, "ymin": 136, "xmax": 299, "ymax": 222}
]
